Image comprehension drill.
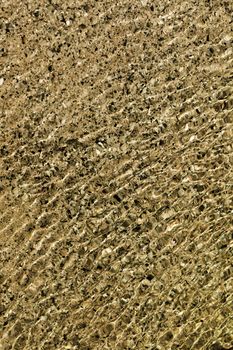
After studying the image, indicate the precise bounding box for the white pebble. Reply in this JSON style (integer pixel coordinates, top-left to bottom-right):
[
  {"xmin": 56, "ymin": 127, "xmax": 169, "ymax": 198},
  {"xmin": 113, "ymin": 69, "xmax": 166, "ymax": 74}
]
[
  {"xmin": 0, "ymin": 77, "xmax": 4, "ymax": 86},
  {"xmin": 101, "ymin": 247, "xmax": 112, "ymax": 257},
  {"xmin": 189, "ymin": 135, "xmax": 197, "ymax": 143}
]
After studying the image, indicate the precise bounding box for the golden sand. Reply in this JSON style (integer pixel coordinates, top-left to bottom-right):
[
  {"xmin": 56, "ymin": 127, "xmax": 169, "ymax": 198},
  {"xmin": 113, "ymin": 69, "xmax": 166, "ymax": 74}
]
[{"xmin": 0, "ymin": 1, "xmax": 232, "ymax": 349}]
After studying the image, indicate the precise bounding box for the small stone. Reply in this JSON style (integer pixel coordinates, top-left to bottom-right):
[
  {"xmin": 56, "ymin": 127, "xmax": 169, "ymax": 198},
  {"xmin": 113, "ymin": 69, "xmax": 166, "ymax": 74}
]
[
  {"xmin": 0, "ymin": 77, "xmax": 4, "ymax": 86},
  {"xmin": 189, "ymin": 135, "xmax": 197, "ymax": 143},
  {"xmin": 101, "ymin": 247, "xmax": 113, "ymax": 257},
  {"xmin": 161, "ymin": 209, "xmax": 175, "ymax": 220}
]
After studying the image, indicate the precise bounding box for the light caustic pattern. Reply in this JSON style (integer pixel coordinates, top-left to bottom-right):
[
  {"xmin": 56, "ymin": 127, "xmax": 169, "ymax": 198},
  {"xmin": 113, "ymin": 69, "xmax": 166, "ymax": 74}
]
[{"xmin": 0, "ymin": 1, "xmax": 232, "ymax": 349}]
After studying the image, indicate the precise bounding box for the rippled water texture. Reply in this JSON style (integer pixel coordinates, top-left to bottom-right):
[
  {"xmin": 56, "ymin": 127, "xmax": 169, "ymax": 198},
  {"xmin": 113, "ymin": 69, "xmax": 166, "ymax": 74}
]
[{"xmin": 0, "ymin": 1, "xmax": 232, "ymax": 349}]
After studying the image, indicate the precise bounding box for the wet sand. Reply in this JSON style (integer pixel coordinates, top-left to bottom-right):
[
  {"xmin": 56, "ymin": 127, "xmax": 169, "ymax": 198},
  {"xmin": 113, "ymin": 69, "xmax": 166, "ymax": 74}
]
[{"xmin": 0, "ymin": 1, "xmax": 232, "ymax": 349}]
